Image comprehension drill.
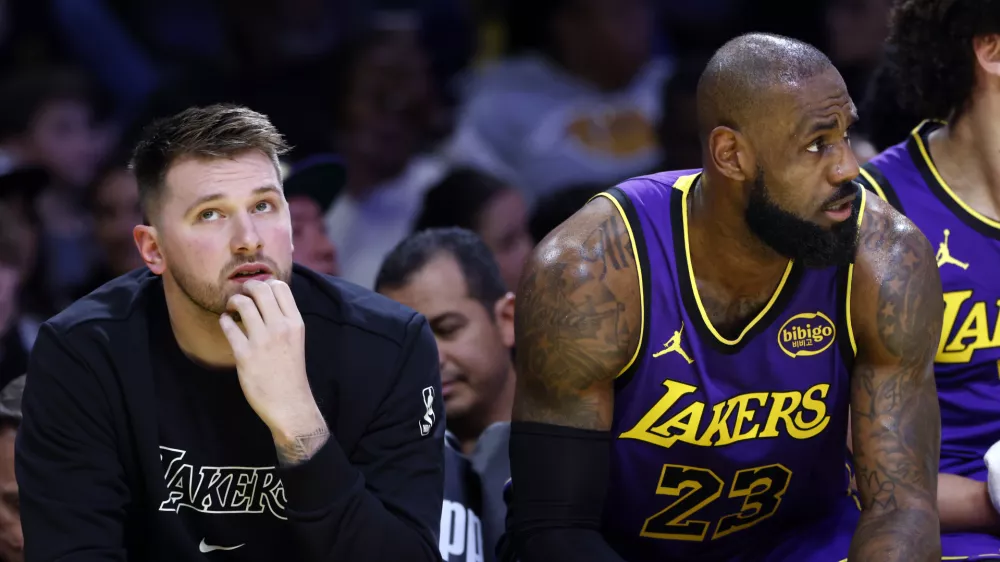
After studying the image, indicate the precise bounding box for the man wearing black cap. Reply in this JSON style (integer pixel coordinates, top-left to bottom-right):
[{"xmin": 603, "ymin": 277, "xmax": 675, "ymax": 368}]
[{"xmin": 282, "ymin": 155, "xmax": 342, "ymax": 276}]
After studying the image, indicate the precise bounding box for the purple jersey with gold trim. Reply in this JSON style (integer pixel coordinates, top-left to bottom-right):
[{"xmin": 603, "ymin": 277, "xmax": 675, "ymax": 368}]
[
  {"xmin": 595, "ymin": 171, "xmax": 860, "ymax": 562},
  {"xmin": 859, "ymin": 120, "xmax": 1000, "ymax": 558}
]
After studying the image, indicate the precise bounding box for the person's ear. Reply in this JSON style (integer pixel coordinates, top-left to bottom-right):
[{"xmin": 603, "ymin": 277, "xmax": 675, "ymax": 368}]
[
  {"xmin": 494, "ymin": 292, "xmax": 515, "ymax": 348},
  {"xmin": 134, "ymin": 224, "xmax": 165, "ymax": 275}
]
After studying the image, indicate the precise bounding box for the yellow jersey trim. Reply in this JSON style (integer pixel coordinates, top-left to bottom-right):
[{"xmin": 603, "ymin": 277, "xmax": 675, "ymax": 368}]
[
  {"xmin": 672, "ymin": 174, "xmax": 794, "ymax": 346},
  {"xmin": 590, "ymin": 192, "xmax": 645, "ymax": 378},
  {"xmin": 846, "ymin": 187, "xmax": 867, "ymax": 357},
  {"xmin": 911, "ymin": 119, "xmax": 1000, "ymax": 230},
  {"xmin": 857, "ymin": 167, "xmax": 888, "ymax": 203}
]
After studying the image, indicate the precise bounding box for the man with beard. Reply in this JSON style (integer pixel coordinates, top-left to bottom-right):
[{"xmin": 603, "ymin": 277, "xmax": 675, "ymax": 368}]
[
  {"xmin": 502, "ymin": 33, "xmax": 943, "ymax": 562},
  {"xmin": 15, "ymin": 105, "xmax": 445, "ymax": 561}
]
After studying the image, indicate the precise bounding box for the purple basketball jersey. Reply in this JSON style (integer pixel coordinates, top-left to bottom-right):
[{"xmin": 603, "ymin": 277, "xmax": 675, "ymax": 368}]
[
  {"xmin": 860, "ymin": 120, "xmax": 1000, "ymax": 558},
  {"xmin": 595, "ymin": 172, "xmax": 859, "ymax": 561}
]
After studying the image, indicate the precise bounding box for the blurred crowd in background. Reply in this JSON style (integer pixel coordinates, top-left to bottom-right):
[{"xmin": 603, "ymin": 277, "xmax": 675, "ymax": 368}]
[{"xmin": 0, "ymin": 0, "xmax": 912, "ymax": 560}]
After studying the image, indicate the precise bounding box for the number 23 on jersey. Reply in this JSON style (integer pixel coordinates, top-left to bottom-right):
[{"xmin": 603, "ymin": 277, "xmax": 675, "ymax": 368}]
[{"xmin": 641, "ymin": 463, "xmax": 792, "ymax": 541}]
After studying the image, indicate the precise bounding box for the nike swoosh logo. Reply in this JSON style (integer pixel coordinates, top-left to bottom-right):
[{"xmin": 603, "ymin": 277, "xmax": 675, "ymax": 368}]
[{"xmin": 199, "ymin": 539, "xmax": 245, "ymax": 553}]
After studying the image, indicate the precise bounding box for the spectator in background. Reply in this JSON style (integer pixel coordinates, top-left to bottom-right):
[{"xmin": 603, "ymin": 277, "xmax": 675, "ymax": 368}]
[
  {"xmin": 417, "ymin": 0, "xmax": 478, "ymax": 111},
  {"xmin": 0, "ymin": 169, "xmax": 52, "ymax": 325},
  {"xmin": 75, "ymin": 161, "xmax": 145, "ymax": 298},
  {"xmin": 0, "ymin": 375, "xmax": 23, "ymax": 562},
  {"xmin": 325, "ymin": 30, "xmax": 446, "ymax": 288},
  {"xmin": 658, "ymin": 0, "xmax": 742, "ymax": 54},
  {"xmin": 446, "ymin": 0, "xmax": 671, "ymax": 202},
  {"xmin": 0, "ymin": 201, "xmax": 37, "ymax": 394},
  {"xmin": 377, "ymin": 228, "xmax": 515, "ymax": 562},
  {"xmin": 528, "ymin": 184, "xmax": 604, "ymax": 243},
  {"xmin": 413, "ymin": 168, "xmax": 532, "ymax": 290},
  {"xmin": 0, "ymin": 69, "xmax": 102, "ymax": 185},
  {"xmin": 657, "ymin": 57, "xmax": 706, "ymax": 171},
  {"xmin": 0, "ymin": 206, "xmax": 28, "ymax": 393},
  {"xmin": 824, "ymin": 0, "xmax": 892, "ymax": 102},
  {"xmin": 0, "ymin": 168, "xmax": 44, "ymax": 245},
  {"xmin": 0, "ymin": 171, "xmax": 49, "ymax": 393},
  {"xmin": 0, "ymin": 210, "xmax": 18, "ymax": 339},
  {"xmin": 859, "ymin": 57, "xmax": 924, "ymax": 152},
  {"xmin": 0, "ymin": 69, "xmax": 105, "ymax": 306},
  {"xmin": 282, "ymin": 155, "xmax": 343, "ymax": 276}
]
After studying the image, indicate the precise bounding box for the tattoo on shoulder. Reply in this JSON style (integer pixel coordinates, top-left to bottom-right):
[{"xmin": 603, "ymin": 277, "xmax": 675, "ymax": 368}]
[
  {"xmin": 858, "ymin": 210, "xmax": 942, "ymax": 364},
  {"xmin": 513, "ymin": 208, "xmax": 638, "ymax": 430},
  {"xmin": 582, "ymin": 216, "xmax": 632, "ymax": 276},
  {"xmin": 274, "ymin": 426, "xmax": 331, "ymax": 468}
]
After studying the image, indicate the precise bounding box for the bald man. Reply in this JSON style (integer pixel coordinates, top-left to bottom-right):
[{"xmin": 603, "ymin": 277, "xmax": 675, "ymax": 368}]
[{"xmin": 501, "ymin": 33, "xmax": 943, "ymax": 562}]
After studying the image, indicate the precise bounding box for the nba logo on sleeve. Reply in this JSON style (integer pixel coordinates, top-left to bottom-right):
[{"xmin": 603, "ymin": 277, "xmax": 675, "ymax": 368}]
[{"xmin": 419, "ymin": 386, "xmax": 436, "ymax": 436}]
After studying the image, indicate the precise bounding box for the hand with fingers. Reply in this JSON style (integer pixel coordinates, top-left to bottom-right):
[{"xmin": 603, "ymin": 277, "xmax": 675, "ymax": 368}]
[{"xmin": 219, "ymin": 278, "xmax": 330, "ymax": 467}]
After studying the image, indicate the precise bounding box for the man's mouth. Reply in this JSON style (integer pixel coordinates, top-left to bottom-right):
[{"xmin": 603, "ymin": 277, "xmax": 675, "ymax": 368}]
[{"xmin": 228, "ymin": 263, "xmax": 273, "ymax": 280}]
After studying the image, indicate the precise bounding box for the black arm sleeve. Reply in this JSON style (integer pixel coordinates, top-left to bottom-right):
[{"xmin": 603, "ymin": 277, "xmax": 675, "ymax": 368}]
[
  {"xmin": 279, "ymin": 314, "xmax": 444, "ymax": 562},
  {"xmin": 502, "ymin": 422, "xmax": 627, "ymax": 562},
  {"xmin": 17, "ymin": 324, "xmax": 128, "ymax": 561}
]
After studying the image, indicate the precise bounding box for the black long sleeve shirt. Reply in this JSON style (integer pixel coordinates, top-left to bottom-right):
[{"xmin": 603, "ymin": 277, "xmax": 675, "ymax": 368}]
[{"xmin": 16, "ymin": 265, "xmax": 445, "ymax": 561}]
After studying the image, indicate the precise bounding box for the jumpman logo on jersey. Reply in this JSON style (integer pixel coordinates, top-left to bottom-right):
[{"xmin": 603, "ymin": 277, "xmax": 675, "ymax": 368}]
[
  {"xmin": 653, "ymin": 321, "xmax": 694, "ymax": 364},
  {"xmin": 936, "ymin": 229, "xmax": 969, "ymax": 270}
]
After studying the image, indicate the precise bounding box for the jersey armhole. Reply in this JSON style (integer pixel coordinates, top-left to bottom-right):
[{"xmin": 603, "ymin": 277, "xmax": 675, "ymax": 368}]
[
  {"xmin": 857, "ymin": 164, "xmax": 904, "ymax": 214},
  {"xmin": 844, "ymin": 187, "xmax": 868, "ymax": 359},
  {"xmin": 589, "ymin": 189, "xmax": 650, "ymax": 383}
]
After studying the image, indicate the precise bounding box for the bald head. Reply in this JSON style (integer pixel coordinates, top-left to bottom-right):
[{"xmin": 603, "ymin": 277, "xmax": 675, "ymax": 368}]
[
  {"xmin": 697, "ymin": 33, "xmax": 835, "ymax": 139},
  {"xmin": 688, "ymin": 33, "xmax": 861, "ymax": 270}
]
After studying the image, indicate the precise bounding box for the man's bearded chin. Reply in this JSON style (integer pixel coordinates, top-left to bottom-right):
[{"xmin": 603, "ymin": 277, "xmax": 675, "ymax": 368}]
[{"xmin": 744, "ymin": 168, "xmax": 859, "ymax": 268}]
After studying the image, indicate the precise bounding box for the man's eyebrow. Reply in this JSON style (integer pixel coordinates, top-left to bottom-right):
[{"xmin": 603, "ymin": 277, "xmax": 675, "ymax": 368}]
[
  {"xmin": 800, "ymin": 111, "xmax": 859, "ymax": 137},
  {"xmin": 803, "ymin": 118, "xmax": 839, "ymax": 137},
  {"xmin": 184, "ymin": 185, "xmax": 281, "ymax": 216}
]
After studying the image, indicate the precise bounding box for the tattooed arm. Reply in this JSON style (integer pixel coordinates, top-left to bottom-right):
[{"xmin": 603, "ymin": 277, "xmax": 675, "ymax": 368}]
[
  {"xmin": 503, "ymin": 195, "xmax": 641, "ymax": 562},
  {"xmin": 512, "ymin": 195, "xmax": 640, "ymax": 428},
  {"xmin": 848, "ymin": 196, "xmax": 943, "ymax": 561},
  {"xmin": 274, "ymin": 426, "xmax": 331, "ymax": 467}
]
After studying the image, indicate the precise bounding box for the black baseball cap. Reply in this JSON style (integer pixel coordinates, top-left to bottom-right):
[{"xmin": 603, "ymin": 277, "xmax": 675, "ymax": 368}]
[
  {"xmin": 0, "ymin": 166, "xmax": 49, "ymax": 202},
  {"xmin": 282, "ymin": 154, "xmax": 347, "ymax": 214}
]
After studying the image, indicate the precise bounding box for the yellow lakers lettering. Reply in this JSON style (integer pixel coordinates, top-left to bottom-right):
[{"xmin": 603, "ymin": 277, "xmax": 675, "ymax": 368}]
[
  {"xmin": 937, "ymin": 290, "xmax": 1000, "ymax": 364},
  {"xmin": 619, "ymin": 380, "xmax": 830, "ymax": 448}
]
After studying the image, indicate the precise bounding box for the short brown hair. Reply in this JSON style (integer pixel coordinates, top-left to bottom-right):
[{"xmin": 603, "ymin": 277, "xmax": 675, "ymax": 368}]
[{"xmin": 130, "ymin": 104, "xmax": 290, "ymax": 219}]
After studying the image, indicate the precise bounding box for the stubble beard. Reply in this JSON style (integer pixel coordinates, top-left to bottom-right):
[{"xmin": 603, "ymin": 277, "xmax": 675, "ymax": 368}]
[{"xmin": 171, "ymin": 257, "xmax": 290, "ymax": 316}]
